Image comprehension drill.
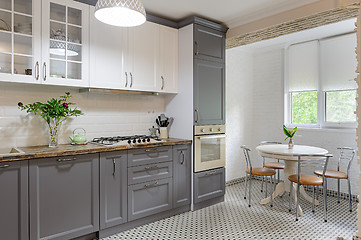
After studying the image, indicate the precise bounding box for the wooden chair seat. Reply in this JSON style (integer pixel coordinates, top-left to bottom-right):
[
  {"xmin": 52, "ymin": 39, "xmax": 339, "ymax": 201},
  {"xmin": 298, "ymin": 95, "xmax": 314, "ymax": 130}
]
[
  {"xmin": 314, "ymin": 169, "xmax": 348, "ymax": 179},
  {"xmin": 246, "ymin": 167, "xmax": 276, "ymax": 176},
  {"xmin": 288, "ymin": 174, "xmax": 323, "ymax": 186},
  {"xmin": 264, "ymin": 162, "xmax": 285, "ymax": 170}
]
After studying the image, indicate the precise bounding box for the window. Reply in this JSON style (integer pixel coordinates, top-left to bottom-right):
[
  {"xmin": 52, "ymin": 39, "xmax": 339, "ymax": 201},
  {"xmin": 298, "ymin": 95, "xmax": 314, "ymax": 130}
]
[{"xmin": 286, "ymin": 33, "xmax": 357, "ymax": 128}]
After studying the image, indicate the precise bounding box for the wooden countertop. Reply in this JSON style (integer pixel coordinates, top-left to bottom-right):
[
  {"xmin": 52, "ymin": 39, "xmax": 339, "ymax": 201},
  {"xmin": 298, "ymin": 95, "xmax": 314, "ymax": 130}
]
[{"xmin": 0, "ymin": 138, "xmax": 192, "ymax": 163}]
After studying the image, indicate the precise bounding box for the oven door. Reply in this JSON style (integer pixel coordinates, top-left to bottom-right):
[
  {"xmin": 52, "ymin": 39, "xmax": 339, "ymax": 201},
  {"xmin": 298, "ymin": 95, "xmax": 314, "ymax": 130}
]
[{"xmin": 194, "ymin": 134, "xmax": 226, "ymax": 172}]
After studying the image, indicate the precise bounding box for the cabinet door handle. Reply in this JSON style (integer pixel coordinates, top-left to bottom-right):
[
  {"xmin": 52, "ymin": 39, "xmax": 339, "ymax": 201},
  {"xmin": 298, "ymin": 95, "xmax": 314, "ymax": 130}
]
[
  {"xmin": 195, "ymin": 109, "xmax": 199, "ymax": 123},
  {"xmin": 43, "ymin": 62, "xmax": 47, "ymax": 81},
  {"xmin": 205, "ymin": 170, "xmax": 217, "ymax": 176},
  {"xmin": 180, "ymin": 151, "xmax": 185, "ymax": 165},
  {"xmin": 125, "ymin": 72, "xmax": 128, "ymax": 87},
  {"xmin": 161, "ymin": 76, "xmax": 164, "ymax": 90},
  {"xmin": 35, "ymin": 61, "xmax": 39, "ymax": 80},
  {"xmin": 145, "ymin": 165, "xmax": 158, "ymax": 170},
  {"xmin": 112, "ymin": 159, "xmax": 116, "ymax": 176},
  {"xmin": 0, "ymin": 164, "xmax": 10, "ymax": 169},
  {"xmin": 130, "ymin": 72, "xmax": 133, "ymax": 88},
  {"xmin": 195, "ymin": 41, "xmax": 199, "ymax": 55},
  {"xmin": 57, "ymin": 157, "xmax": 76, "ymax": 162},
  {"xmin": 144, "ymin": 181, "xmax": 158, "ymax": 188},
  {"xmin": 145, "ymin": 148, "xmax": 158, "ymax": 153}
]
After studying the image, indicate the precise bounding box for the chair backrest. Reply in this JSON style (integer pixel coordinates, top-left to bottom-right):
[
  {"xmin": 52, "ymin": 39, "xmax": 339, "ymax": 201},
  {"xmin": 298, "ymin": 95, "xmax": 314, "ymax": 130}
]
[
  {"xmin": 336, "ymin": 147, "xmax": 356, "ymax": 175},
  {"xmin": 294, "ymin": 154, "xmax": 333, "ymax": 184},
  {"xmin": 240, "ymin": 145, "xmax": 252, "ymax": 170},
  {"xmin": 258, "ymin": 141, "xmax": 282, "ymax": 145}
]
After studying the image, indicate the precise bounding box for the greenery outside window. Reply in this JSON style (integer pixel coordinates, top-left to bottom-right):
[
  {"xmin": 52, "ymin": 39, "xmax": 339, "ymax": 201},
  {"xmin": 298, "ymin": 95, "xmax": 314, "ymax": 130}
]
[{"xmin": 291, "ymin": 91, "xmax": 317, "ymax": 124}]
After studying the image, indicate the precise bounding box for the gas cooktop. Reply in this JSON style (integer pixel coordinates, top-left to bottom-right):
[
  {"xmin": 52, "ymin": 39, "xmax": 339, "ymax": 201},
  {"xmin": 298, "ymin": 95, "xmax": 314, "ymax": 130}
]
[{"xmin": 92, "ymin": 135, "xmax": 165, "ymax": 146}]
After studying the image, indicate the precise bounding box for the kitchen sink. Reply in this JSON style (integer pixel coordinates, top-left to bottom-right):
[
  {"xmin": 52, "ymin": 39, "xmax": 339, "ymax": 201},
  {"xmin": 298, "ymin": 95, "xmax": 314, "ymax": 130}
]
[{"xmin": 0, "ymin": 147, "xmax": 25, "ymax": 156}]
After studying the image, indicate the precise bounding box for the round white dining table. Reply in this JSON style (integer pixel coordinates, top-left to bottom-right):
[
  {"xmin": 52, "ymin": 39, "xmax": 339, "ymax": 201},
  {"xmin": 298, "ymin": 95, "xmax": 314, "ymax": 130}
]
[{"xmin": 256, "ymin": 144, "xmax": 328, "ymax": 216}]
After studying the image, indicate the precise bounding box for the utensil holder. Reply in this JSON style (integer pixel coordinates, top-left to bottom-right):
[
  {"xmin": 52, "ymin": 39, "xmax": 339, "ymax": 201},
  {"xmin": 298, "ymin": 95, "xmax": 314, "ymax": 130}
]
[{"xmin": 159, "ymin": 127, "xmax": 168, "ymax": 139}]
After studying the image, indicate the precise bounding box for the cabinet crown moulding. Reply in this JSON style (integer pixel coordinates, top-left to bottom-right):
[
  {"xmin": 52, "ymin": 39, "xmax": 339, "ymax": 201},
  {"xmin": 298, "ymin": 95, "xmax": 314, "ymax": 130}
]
[{"xmin": 79, "ymin": 88, "xmax": 159, "ymax": 95}]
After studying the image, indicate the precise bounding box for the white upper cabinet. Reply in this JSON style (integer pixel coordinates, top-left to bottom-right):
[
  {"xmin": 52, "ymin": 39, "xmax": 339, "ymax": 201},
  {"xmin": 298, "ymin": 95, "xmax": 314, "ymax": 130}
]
[
  {"xmin": 89, "ymin": 6, "xmax": 126, "ymax": 89},
  {"xmin": 0, "ymin": 0, "xmax": 89, "ymax": 87},
  {"xmin": 157, "ymin": 25, "xmax": 178, "ymax": 93},
  {"xmin": 0, "ymin": 0, "xmax": 41, "ymax": 84},
  {"xmin": 42, "ymin": 0, "xmax": 89, "ymax": 87}
]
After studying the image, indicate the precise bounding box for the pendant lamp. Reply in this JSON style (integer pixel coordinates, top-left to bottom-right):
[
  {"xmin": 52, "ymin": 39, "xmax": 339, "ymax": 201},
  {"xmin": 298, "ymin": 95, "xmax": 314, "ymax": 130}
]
[{"xmin": 94, "ymin": 0, "xmax": 146, "ymax": 27}]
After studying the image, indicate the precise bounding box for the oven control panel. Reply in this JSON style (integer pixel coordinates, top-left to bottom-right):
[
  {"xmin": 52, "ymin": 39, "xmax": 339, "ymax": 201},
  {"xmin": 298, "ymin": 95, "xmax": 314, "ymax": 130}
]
[{"xmin": 194, "ymin": 125, "xmax": 226, "ymax": 135}]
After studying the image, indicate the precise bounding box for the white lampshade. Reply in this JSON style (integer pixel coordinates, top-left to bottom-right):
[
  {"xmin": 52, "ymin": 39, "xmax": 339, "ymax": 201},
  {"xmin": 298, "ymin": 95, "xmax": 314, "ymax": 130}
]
[{"xmin": 94, "ymin": 0, "xmax": 146, "ymax": 27}]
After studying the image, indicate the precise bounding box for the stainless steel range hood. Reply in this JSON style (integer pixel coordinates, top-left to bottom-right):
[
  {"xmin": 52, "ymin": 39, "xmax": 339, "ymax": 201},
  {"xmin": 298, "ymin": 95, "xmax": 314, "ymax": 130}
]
[{"xmin": 79, "ymin": 88, "xmax": 159, "ymax": 96}]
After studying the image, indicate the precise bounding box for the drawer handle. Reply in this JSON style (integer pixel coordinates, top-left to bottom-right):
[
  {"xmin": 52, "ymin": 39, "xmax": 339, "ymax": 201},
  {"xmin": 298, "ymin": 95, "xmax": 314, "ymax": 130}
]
[
  {"xmin": 144, "ymin": 181, "xmax": 158, "ymax": 188},
  {"xmin": 206, "ymin": 171, "xmax": 217, "ymax": 176},
  {"xmin": 145, "ymin": 148, "xmax": 158, "ymax": 153},
  {"xmin": 0, "ymin": 164, "xmax": 10, "ymax": 168},
  {"xmin": 180, "ymin": 151, "xmax": 185, "ymax": 165},
  {"xmin": 57, "ymin": 158, "xmax": 76, "ymax": 162},
  {"xmin": 113, "ymin": 159, "xmax": 116, "ymax": 176},
  {"xmin": 195, "ymin": 41, "xmax": 199, "ymax": 55},
  {"xmin": 145, "ymin": 165, "xmax": 158, "ymax": 170}
]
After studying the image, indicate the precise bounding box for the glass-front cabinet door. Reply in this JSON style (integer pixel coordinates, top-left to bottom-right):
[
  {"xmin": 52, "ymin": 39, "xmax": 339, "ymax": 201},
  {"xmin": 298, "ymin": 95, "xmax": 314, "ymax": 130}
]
[
  {"xmin": 0, "ymin": 0, "xmax": 41, "ymax": 83},
  {"xmin": 42, "ymin": 0, "xmax": 89, "ymax": 87}
]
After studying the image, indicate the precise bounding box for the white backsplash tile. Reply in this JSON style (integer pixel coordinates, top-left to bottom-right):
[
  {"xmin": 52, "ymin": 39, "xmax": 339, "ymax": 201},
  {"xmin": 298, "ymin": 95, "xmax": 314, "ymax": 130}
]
[{"xmin": 0, "ymin": 83, "xmax": 166, "ymax": 148}]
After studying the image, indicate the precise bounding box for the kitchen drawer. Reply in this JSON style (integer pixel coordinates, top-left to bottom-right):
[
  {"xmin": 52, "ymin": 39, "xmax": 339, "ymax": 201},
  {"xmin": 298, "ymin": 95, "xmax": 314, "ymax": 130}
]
[
  {"xmin": 128, "ymin": 146, "xmax": 172, "ymax": 167},
  {"xmin": 128, "ymin": 162, "xmax": 173, "ymax": 185},
  {"xmin": 194, "ymin": 167, "xmax": 225, "ymax": 203},
  {"xmin": 128, "ymin": 178, "xmax": 172, "ymax": 221}
]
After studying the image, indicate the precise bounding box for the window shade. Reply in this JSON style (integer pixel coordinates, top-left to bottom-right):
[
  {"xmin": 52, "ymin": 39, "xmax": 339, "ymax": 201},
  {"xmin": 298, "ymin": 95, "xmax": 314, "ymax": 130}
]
[
  {"xmin": 320, "ymin": 33, "xmax": 357, "ymax": 91},
  {"xmin": 288, "ymin": 40, "xmax": 319, "ymax": 92}
]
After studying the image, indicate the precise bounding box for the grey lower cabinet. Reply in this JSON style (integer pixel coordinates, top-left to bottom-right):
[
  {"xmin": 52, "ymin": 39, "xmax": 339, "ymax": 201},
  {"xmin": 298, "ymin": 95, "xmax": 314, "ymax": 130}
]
[
  {"xmin": 173, "ymin": 144, "xmax": 191, "ymax": 208},
  {"xmin": 194, "ymin": 167, "xmax": 225, "ymax": 203},
  {"xmin": 29, "ymin": 154, "xmax": 99, "ymax": 240},
  {"xmin": 0, "ymin": 161, "xmax": 28, "ymax": 240},
  {"xmin": 100, "ymin": 151, "xmax": 128, "ymax": 229},
  {"xmin": 194, "ymin": 58, "xmax": 225, "ymax": 125}
]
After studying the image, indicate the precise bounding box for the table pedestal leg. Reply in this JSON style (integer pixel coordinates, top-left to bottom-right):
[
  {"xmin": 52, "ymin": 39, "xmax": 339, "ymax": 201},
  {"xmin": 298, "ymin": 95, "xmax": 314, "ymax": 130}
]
[{"xmin": 261, "ymin": 182, "xmax": 285, "ymax": 205}]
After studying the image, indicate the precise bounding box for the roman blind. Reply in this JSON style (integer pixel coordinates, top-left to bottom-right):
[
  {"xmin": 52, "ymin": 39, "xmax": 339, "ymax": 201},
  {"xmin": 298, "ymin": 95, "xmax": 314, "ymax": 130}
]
[
  {"xmin": 288, "ymin": 40, "xmax": 319, "ymax": 92},
  {"xmin": 320, "ymin": 33, "xmax": 357, "ymax": 91}
]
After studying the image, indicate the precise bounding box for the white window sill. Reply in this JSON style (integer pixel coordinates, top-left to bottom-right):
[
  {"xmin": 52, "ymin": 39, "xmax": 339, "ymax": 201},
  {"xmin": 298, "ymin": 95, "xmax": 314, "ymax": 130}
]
[{"xmin": 296, "ymin": 127, "xmax": 356, "ymax": 134}]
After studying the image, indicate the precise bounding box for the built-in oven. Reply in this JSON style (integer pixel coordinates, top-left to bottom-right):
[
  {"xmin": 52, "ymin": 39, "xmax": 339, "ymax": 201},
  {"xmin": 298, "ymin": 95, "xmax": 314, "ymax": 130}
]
[{"xmin": 194, "ymin": 125, "xmax": 226, "ymax": 172}]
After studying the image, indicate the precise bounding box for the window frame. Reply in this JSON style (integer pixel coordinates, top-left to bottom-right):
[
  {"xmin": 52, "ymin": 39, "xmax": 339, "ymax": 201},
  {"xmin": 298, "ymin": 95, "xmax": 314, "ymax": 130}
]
[{"xmin": 284, "ymin": 36, "xmax": 357, "ymax": 129}]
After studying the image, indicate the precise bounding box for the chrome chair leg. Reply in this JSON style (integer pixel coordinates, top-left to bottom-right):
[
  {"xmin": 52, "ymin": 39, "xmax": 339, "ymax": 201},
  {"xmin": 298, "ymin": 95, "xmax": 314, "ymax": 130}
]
[
  {"xmin": 244, "ymin": 174, "xmax": 248, "ymax": 199},
  {"xmin": 316, "ymin": 185, "xmax": 319, "ymax": 200},
  {"xmin": 265, "ymin": 177, "xmax": 268, "ymax": 198},
  {"xmin": 337, "ymin": 179, "xmax": 340, "ymax": 203},
  {"xmin": 296, "ymin": 182, "xmax": 300, "ymax": 221},
  {"xmin": 270, "ymin": 175, "xmax": 274, "ymax": 207},
  {"xmin": 324, "ymin": 179, "xmax": 328, "ymax": 222},
  {"xmin": 348, "ymin": 178, "xmax": 352, "ymax": 212},
  {"xmin": 249, "ymin": 174, "xmax": 252, "ymax": 207},
  {"xmin": 261, "ymin": 176, "xmax": 264, "ymax": 193},
  {"xmin": 289, "ymin": 182, "xmax": 292, "ymax": 212},
  {"xmin": 312, "ymin": 186, "xmax": 315, "ymax": 213}
]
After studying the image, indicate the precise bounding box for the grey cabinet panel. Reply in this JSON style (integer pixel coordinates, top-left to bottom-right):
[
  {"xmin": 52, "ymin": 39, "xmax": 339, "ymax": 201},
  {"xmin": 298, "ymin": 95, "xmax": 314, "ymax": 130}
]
[
  {"xmin": 29, "ymin": 154, "xmax": 99, "ymax": 240},
  {"xmin": 128, "ymin": 146, "xmax": 172, "ymax": 167},
  {"xmin": 128, "ymin": 178, "xmax": 173, "ymax": 221},
  {"xmin": 0, "ymin": 161, "xmax": 28, "ymax": 240},
  {"xmin": 173, "ymin": 144, "xmax": 191, "ymax": 208},
  {"xmin": 128, "ymin": 162, "xmax": 173, "ymax": 185},
  {"xmin": 100, "ymin": 151, "xmax": 128, "ymax": 229},
  {"xmin": 194, "ymin": 168, "xmax": 225, "ymax": 203},
  {"xmin": 194, "ymin": 59, "xmax": 225, "ymax": 125},
  {"xmin": 194, "ymin": 24, "xmax": 225, "ymax": 63}
]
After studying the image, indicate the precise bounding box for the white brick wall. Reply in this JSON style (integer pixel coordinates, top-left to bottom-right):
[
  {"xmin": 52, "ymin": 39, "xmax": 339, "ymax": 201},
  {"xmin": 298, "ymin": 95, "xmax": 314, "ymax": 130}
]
[
  {"xmin": 0, "ymin": 82, "xmax": 165, "ymax": 148},
  {"xmin": 226, "ymin": 45, "xmax": 359, "ymax": 194}
]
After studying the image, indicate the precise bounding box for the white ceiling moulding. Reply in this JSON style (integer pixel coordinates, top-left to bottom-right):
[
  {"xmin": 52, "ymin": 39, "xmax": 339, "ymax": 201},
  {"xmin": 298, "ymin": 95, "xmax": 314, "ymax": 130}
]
[
  {"xmin": 226, "ymin": 7, "xmax": 358, "ymax": 49},
  {"xmin": 94, "ymin": 0, "xmax": 146, "ymax": 27}
]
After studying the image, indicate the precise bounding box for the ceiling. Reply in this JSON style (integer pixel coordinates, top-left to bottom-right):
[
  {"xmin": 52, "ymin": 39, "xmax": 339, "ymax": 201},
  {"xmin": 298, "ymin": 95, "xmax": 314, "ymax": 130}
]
[{"xmin": 80, "ymin": 0, "xmax": 320, "ymax": 29}]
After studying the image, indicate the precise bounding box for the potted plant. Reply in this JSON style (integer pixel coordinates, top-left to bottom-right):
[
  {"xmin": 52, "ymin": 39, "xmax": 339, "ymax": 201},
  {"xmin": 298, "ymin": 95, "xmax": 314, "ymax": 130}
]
[
  {"xmin": 283, "ymin": 125, "xmax": 298, "ymax": 149},
  {"xmin": 18, "ymin": 92, "xmax": 82, "ymax": 147}
]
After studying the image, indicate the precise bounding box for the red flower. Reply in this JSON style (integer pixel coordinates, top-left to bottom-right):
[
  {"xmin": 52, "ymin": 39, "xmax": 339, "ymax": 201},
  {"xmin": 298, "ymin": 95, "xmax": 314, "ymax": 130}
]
[
  {"xmin": 18, "ymin": 102, "xmax": 23, "ymax": 107},
  {"xmin": 62, "ymin": 103, "xmax": 69, "ymax": 108}
]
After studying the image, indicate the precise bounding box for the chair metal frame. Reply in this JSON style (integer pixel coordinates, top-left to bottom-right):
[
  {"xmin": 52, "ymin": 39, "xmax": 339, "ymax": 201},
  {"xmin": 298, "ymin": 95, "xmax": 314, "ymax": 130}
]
[
  {"xmin": 241, "ymin": 145, "xmax": 275, "ymax": 207},
  {"xmin": 288, "ymin": 153, "xmax": 333, "ymax": 222}
]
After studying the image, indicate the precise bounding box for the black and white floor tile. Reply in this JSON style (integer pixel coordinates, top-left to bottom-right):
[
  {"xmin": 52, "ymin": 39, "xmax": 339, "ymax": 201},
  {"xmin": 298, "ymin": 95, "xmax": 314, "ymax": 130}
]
[{"xmin": 102, "ymin": 180, "xmax": 357, "ymax": 240}]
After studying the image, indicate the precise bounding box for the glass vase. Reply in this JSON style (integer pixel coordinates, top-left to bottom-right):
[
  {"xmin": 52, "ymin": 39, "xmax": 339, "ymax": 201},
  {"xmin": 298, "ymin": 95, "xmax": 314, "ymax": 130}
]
[
  {"xmin": 288, "ymin": 137, "xmax": 294, "ymax": 149},
  {"xmin": 48, "ymin": 118, "xmax": 61, "ymax": 147}
]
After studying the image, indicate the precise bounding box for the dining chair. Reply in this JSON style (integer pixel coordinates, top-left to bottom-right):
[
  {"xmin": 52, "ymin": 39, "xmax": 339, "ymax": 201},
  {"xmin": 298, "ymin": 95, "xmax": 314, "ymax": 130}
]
[
  {"xmin": 258, "ymin": 141, "xmax": 284, "ymax": 192},
  {"xmin": 313, "ymin": 147, "xmax": 355, "ymax": 212},
  {"xmin": 241, "ymin": 145, "xmax": 276, "ymax": 207},
  {"xmin": 288, "ymin": 154, "xmax": 333, "ymax": 222}
]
